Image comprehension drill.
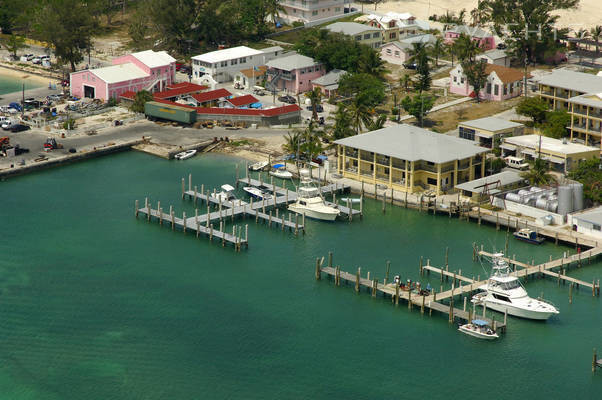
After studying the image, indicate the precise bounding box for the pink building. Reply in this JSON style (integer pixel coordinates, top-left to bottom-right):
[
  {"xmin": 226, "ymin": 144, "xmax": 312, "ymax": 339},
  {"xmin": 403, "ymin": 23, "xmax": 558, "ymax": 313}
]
[
  {"xmin": 70, "ymin": 50, "xmax": 176, "ymax": 101},
  {"xmin": 444, "ymin": 25, "xmax": 495, "ymax": 51},
  {"xmin": 266, "ymin": 54, "xmax": 325, "ymax": 94},
  {"xmin": 449, "ymin": 63, "xmax": 528, "ymax": 101}
]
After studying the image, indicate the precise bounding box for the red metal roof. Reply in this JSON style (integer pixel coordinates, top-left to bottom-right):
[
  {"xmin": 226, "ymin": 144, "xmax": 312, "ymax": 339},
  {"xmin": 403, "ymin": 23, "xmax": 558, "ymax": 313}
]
[
  {"xmin": 227, "ymin": 94, "xmax": 259, "ymax": 107},
  {"xmin": 154, "ymin": 82, "xmax": 207, "ymax": 99},
  {"xmin": 150, "ymin": 98, "xmax": 300, "ymax": 117},
  {"xmin": 191, "ymin": 88, "xmax": 232, "ymax": 103},
  {"xmin": 120, "ymin": 91, "xmax": 136, "ymax": 100}
]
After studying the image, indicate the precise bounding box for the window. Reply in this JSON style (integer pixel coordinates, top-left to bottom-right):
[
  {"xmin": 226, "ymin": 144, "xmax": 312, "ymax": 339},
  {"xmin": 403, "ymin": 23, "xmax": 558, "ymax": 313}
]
[
  {"xmin": 386, "ymin": 49, "xmax": 392, "ymax": 55},
  {"xmin": 427, "ymin": 177, "xmax": 437, "ymax": 185},
  {"xmin": 486, "ymin": 83, "xmax": 492, "ymax": 94},
  {"xmin": 373, "ymin": 32, "xmax": 379, "ymax": 38},
  {"xmin": 461, "ymin": 77, "xmax": 465, "ymax": 84},
  {"xmin": 221, "ymin": 61, "xmax": 227, "ymax": 67},
  {"xmin": 389, "ymin": 32, "xmax": 396, "ymax": 39},
  {"xmin": 355, "ymin": 35, "xmax": 361, "ymax": 41},
  {"xmin": 231, "ymin": 59, "xmax": 238, "ymax": 65},
  {"xmin": 459, "ymin": 127, "xmax": 475, "ymax": 141},
  {"xmin": 335, "ymin": 7, "xmax": 340, "ymax": 11},
  {"xmin": 239, "ymin": 57, "xmax": 246, "ymax": 63},
  {"xmin": 364, "ymin": 34, "xmax": 371, "ymax": 39},
  {"xmin": 494, "ymin": 84, "xmax": 499, "ymax": 96},
  {"xmin": 394, "ymin": 51, "xmax": 400, "ymax": 56},
  {"xmin": 492, "ymin": 293, "xmax": 512, "ymax": 303},
  {"xmin": 503, "ymin": 85, "xmax": 507, "ymax": 95},
  {"xmin": 301, "ymin": 69, "xmax": 305, "ymax": 74},
  {"xmin": 594, "ymin": 224, "xmax": 601, "ymax": 231},
  {"xmin": 312, "ymin": 10, "xmax": 318, "ymax": 16},
  {"xmin": 453, "ymin": 76, "xmax": 457, "ymax": 83}
]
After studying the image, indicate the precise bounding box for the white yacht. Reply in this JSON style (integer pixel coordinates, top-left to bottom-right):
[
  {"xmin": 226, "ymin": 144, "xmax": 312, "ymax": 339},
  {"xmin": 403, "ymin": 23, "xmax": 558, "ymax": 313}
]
[
  {"xmin": 213, "ymin": 184, "xmax": 248, "ymax": 206},
  {"xmin": 288, "ymin": 170, "xmax": 340, "ymax": 221},
  {"xmin": 471, "ymin": 253, "xmax": 559, "ymax": 321}
]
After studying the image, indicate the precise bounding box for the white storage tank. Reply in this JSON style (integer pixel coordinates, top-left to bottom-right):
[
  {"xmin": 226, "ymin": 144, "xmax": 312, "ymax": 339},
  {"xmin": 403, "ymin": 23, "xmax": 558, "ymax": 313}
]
[
  {"xmin": 571, "ymin": 183, "xmax": 584, "ymax": 211},
  {"xmin": 506, "ymin": 193, "xmax": 522, "ymax": 203},
  {"xmin": 547, "ymin": 200, "xmax": 558, "ymax": 213},
  {"xmin": 557, "ymin": 185, "xmax": 573, "ymax": 215},
  {"xmin": 535, "ymin": 198, "xmax": 548, "ymax": 210}
]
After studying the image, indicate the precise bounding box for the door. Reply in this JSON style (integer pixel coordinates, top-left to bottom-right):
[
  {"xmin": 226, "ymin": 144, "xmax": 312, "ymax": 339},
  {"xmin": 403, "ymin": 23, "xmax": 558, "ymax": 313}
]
[{"xmin": 83, "ymin": 85, "xmax": 95, "ymax": 98}]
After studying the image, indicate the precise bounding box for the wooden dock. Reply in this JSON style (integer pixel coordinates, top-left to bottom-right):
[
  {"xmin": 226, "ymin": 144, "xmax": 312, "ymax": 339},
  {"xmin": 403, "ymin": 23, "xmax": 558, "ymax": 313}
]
[{"xmin": 316, "ymin": 256, "xmax": 507, "ymax": 332}]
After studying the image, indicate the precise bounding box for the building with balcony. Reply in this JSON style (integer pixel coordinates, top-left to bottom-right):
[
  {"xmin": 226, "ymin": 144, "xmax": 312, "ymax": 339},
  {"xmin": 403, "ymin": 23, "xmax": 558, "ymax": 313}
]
[
  {"xmin": 444, "ymin": 25, "xmax": 495, "ymax": 50},
  {"xmin": 266, "ymin": 54, "xmax": 325, "ymax": 94},
  {"xmin": 278, "ymin": 0, "xmax": 345, "ymax": 24},
  {"xmin": 450, "ymin": 63, "xmax": 527, "ymax": 100},
  {"xmin": 500, "ymin": 134, "xmax": 599, "ymax": 173},
  {"xmin": 324, "ymin": 22, "xmax": 382, "ymax": 48},
  {"xmin": 568, "ymin": 93, "xmax": 602, "ymax": 149},
  {"xmin": 334, "ymin": 124, "xmax": 489, "ymax": 195},
  {"xmin": 537, "ymin": 69, "xmax": 602, "ymax": 111},
  {"xmin": 191, "ymin": 46, "xmax": 282, "ymax": 84},
  {"xmin": 458, "ymin": 117, "xmax": 524, "ymax": 149},
  {"xmin": 362, "ymin": 12, "xmax": 424, "ymax": 42}
]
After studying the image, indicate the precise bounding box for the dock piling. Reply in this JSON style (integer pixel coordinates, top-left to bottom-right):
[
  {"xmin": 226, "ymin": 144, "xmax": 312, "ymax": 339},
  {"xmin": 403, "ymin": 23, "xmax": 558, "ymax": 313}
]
[{"xmin": 135, "ymin": 200, "xmax": 139, "ymax": 217}]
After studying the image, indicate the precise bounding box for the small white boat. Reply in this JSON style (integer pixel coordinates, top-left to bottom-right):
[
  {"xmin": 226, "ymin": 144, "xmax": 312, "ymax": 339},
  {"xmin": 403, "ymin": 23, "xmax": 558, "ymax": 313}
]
[
  {"xmin": 213, "ymin": 184, "xmax": 248, "ymax": 205},
  {"xmin": 243, "ymin": 186, "xmax": 272, "ymax": 200},
  {"xmin": 458, "ymin": 320, "xmax": 499, "ymax": 340},
  {"xmin": 174, "ymin": 149, "xmax": 197, "ymax": 160},
  {"xmin": 248, "ymin": 161, "xmax": 269, "ymax": 171},
  {"xmin": 269, "ymin": 163, "xmax": 293, "ymax": 179},
  {"xmin": 471, "ymin": 253, "xmax": 559, "ymax": 320},
  {"xmin": 339, "ymin": 197, "xmax": 361, "ymax": 204},
  {"xmin": 288, "ymin": 169, "xmax": 340, "ymax": 221}
]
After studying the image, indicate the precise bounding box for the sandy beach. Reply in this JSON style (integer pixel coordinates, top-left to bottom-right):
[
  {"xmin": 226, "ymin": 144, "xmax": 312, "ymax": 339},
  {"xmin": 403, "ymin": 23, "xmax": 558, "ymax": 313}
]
[
  {"xmin": 0, "ymin": 65, "xmax": 57, "ymax": 85},
  {"xmin": 375, "ymin": 0, "xmax": 602, "ymax": 29}
]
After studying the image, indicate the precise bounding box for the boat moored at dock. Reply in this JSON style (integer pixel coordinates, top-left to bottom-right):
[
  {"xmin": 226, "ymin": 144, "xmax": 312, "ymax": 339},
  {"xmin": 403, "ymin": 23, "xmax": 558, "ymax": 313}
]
[
  {"xmin": 269, "ymin": 163, "xmax": 293, "ymax": 179},
  {"xmin": 513, "ymin": 228, "xmax": 545, "ymax": 244},
  {"xmin": 288, "ymin": 169, "xmax": 340, "ymax": 221},
  {"xmin": 174, "ymin": 149, "xmax": 197, "ymax": 160},
  {"xmin": 458, "ymin": 320, "xmax": 499, "ymax": 340}
]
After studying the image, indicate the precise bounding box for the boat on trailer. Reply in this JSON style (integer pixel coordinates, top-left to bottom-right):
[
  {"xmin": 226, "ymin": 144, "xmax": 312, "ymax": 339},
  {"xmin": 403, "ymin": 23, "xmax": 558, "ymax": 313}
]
[
  {"xmin": 174, "ymin": 149, "xmax": 197, "ymax": 160},
  {"xmin": 248, "ymin": 160, "xmax": 269, "ymax": 171},
  {"xmin": 513, "ymin": 228, "xmax": 545, "ymax": 244},
  {"xmin": 458, "ymin": 319, "xmax": 499, "ymax": 340}
]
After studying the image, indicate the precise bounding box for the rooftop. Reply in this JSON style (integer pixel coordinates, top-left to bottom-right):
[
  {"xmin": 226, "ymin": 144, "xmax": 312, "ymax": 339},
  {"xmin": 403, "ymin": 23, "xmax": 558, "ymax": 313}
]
[
  {"xmin": 503, "ymin": 134, "xmax": 599, "ymax": 155},
  {"xmin": 227, "ymin": 94, "xmax": 259, "ymax": 107},
  {"xmin": 400, "ymin": 33, "xmax": 436, "ymax": 45},
  {"xmin": 573, "ymin": 207, "xmax": 602, "ymax": 226},
  {"xmin": 266, "ymin": 54, "xmax": 319, "ymax": 72},
  {"xmin": 325, "ymin": 22, "xmax": 380, "ymax": 36},
  {"xmin": 260, "ymin": 46, "xmax": 283, "ymax": 54},
  {"xmin": 445, "ymin": 25, "xmax": 492, "ymax": 38},
  {"xmin": 459, "ymin": 117, "xmax": 524, "ymax": 132},
  {"xmin": 484, "ymin": 64, "xmax": 527, "ymax": 84},
  {"xmin": 311, "ymin": 69, "xmax": 346, "ymax": 88},
  {"xmin": 131, "ymin": 50, "xmax": 176, "ymax": 68},
  {"xmin": 238, "ymin": 65, "xmax": 267, "ymax": 78},
  {"xmin": 456, "ymin": 171, "xmax": 524, "ymax": 194},
  {"xmin": 569, "ymin": 92, "xmax": 602, "ymax": 108},
  {"xmin": 536, "ymin": 69, "xmax": 602, "ymax": 93},
  {"xmin": 154, "ymin": 83, "xmax": 207, "ymax": 99},
  {"xmin": 192, "ymin": 46, "xmax": 264, "ymax": 63},
  {"xmin": 90, "ymin": 63, "xmax": 147, "ymax": 84},
  {"xmin": 478, "ymin": 49, "xmax": 508, "ymax": 60},
  {"xmin": 191, "ymin": 88, "xmax": 232, "ymax": 103},
  {"xmin": 334, "ymin": 124, "xmax": 489, "ymax": 164}
]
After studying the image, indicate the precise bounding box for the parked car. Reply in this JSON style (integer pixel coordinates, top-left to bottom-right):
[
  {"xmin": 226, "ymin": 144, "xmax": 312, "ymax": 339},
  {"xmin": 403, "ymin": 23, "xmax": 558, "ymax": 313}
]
[
  {"xmin": 24, "ymin": 54, "xmax": 34, "ymax": 61},
  {"xmin": 32, "ymin": 57, "xmax": 42, "ymax": 64},
  {"xmin": 305, "ymin": 104, "xmax": 324, "ymax": 113},
  {"xmin": 1, "ymin": 120, "xmax": 13, "ymax": 130},
  {"xmin": 10, "ymin": 124, "xmax": 30, "ymax": 132},
  {"xmin": 403, "ymin": 62, "xmax": 417, "ymax": 70},
  {"xmin": 278, "ymin": 95, "xmax": 296, "ymax": 104},
  {"xmin": 496, "ymin": 43, "xmax": 507, "ymax": 50},
  {"xmin": 180, "ymin": 66, "xmax": 191, "ymax": 74}
]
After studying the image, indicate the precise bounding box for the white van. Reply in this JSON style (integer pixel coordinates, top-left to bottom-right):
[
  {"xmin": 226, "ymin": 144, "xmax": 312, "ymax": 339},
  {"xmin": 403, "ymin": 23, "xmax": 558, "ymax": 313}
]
[{"xmin": 504, "ymin": 156, "xmax": 529, "ymax": 170}]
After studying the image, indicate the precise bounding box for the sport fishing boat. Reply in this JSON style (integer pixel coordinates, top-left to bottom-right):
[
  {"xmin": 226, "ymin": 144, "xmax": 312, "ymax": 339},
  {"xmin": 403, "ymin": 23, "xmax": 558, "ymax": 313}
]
[
  {"xmin": 513, "ymin": 228, "xmax": 545, "ymax": 244},
  {"xmin": 213, "ymin": 184, "xmax": 247, "ymax": 206},
  {"xmin": 288, "ymin": 169, "xmax": 340, "ymax": 221},
  {"xmin": 471, "ymin": 253, "xmax": 559, "ymax": 320},
  {"xmin": 174, "ymin": 149, "xmax": 197, "ymax": 160},
  {"xmin": 248, "ymin": 160, "xmax": 269, "ymax": 171},
  {"xmin": 269, "ymin": 163, "xmax": 293, "ymax": 179},
  {"xmin": 458, "ymin": 319, "xmax": 499, "ymax": 340},
  {"xmin": 242, "ymin": 186, "xmax": 272, "ymax": 200}
]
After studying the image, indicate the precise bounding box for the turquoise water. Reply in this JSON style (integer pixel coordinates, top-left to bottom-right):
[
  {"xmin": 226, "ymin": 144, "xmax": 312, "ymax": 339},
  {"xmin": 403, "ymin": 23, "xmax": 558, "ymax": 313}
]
[
  {"xmin": 1, "ymin": 151, "xmax": 601, "ymax": 399},
  {"xmin": 0, "ymin": 72, "xmax": 43, "ymax": 95}
]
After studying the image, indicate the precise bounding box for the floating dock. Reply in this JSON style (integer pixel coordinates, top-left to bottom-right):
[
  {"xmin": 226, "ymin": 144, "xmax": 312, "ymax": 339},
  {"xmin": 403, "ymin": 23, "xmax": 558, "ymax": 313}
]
[{"xmin": 134, "ymin": 171, "xmax": 361, "ymax": 251}]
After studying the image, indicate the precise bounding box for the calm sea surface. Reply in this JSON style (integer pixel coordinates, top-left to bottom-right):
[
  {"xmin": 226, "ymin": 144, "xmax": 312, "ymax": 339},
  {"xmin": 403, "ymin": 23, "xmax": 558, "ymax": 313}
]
[
  {"xmin": 0, "ymin": 73, "xmax": 42, "ymax": 96},
  {"xmin": 0, "ymin": 151, "xmax": 601, "ymax": 399}
]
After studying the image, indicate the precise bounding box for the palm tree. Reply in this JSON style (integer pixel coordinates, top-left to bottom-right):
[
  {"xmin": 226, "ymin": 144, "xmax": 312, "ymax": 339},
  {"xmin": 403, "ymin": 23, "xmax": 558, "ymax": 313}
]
[
  {"xmin": 265, "ymin": 0, "xmax": 285, "ymax": 24},
  {"xmin": 400, "ymin": 74, "xmax": 411, "ymax": 93},
  {"xmin": 453, "ymin": 33, "xmax": 480, "ymax": 63},
  {"xmin": 304, "ymin": 87, "xmax": 322, "ymax": 121},
  {"xmin": 347, "ymin": 97, "xmax": 372, "ymax": 135},
  {"xmin": 282, "ymin": 130, "xmax": 302, "ymax": 155},
  {"xmin": 407, "ymin": 42, "xmax": 428, "ymax": 64},
  {"xmin": 328, "ymin": 103, "xmax": 354, "ymax": 142},
  {"xmin": 365, "ymin": 114, "xmax": 387, "ymax": 131},
  {"xmin": 590, "ymin": 25, "xmax": 602, "ymax": 54},
  {"xmin": 521, "ymin": 157, "xmax": 556, "ymax": 185},
  {"xmin": 358, "ymin": 49, "xmax": 387, "ymax": 79},
  {"xmin": 430, "ymin": 36, "xmax": 445, "ymax": 67},
  {"xmin": 300, "ymin": 122, "xmax": 324, "ymax": 162}
]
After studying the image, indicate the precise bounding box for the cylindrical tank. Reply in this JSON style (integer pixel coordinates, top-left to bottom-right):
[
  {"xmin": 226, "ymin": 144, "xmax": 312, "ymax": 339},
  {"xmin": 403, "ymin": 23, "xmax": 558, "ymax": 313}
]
[
  {"xmin": 530, "ymin": 187, "xmax": 543, "ymax": 192},
  {"xmin": 547, "ymin": 200, "xmax": 558, "ymax": 213},
  {"xmin": 535, "ymin": 198, "xmax": 548, "ymax": 210},
  {"xmin": 557, "ymin": 185, "xmax": 573, "ymax": 215},
  {"xmin": 518, "ymin": 189, "xmax": 530, "ymax": 196},
  {"xmin": 506, "ymin": 193, "xmax": 522, "ymax": 203},
  {"xmin": 571, "ymin": 182, "xmax": 584, "ymax": 211}
]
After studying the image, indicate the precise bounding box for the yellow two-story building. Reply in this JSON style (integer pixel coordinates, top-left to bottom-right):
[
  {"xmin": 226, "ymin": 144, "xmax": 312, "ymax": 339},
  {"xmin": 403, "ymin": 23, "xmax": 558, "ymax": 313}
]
[
  {"xmin": 568, "ymin": 93, "xmax": 602, "ymax": 149},
  {"xmin": 538, "ymin": 69, "xmax": 602, "ymax": 111},
  {"xmin": 335, "ymin": 125, "xmax": 489, "ymax": 195}
]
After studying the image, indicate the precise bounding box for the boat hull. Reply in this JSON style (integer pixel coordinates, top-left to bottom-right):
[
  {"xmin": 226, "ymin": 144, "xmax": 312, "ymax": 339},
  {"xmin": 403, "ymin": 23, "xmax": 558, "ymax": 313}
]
[
  {"xmin": 482, "ymin": 300, "xmax": 557, "ymax": 320},
  {"xmin": 512, "ymin": 233, "xmax": 545, "ymax": 244},
  {"xmin": 288, "ymin": 205, "xmax": 339, "ymax": 221},
  {"xmin": 270, "ymin": 171, "xmax": 293, "ymax": 179},
  {"xmin": 175, "ymin": 150, "xmax": 197, "ymax": 160},
  {"xmin": 458, "ymin": 325, "xmax": 498, "ymax": 340}
]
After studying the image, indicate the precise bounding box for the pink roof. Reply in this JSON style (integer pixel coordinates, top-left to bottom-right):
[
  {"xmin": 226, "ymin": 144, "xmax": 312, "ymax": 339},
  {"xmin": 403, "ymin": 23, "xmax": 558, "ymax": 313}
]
[
  {"xmin": 191, "ymin": 88, "xmax": 232, "ymax": 103},
  {"xmin": 227, "ymin": 94, "xmax": 259, "ymax": 107}
]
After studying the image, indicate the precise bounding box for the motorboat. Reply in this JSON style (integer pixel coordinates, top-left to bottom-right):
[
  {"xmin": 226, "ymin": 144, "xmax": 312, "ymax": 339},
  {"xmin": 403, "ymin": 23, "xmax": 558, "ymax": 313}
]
[
  {"xmin": 471, "ymin": 253, "xmax": 559, "ymax": 320},
  {"xmin": 269, "ymin": 163, "xmax": 293, "ymax": 179},
  {"xmin": 243, "ymin": 186, "xmax": 272, "ymax": 200},
  {"xmin": 339, "ymin": 197, "xmax": 361, "ymax": 204},
  {"xmin": 458, "ymin": 320, "xmax": 499, "ymax": 340},
  {"xmin": 513, "ymin": 228, "xmax": 545, "ymax": 244},
  {"xmin": 213, "ymin": 184, "xmax": 247, "ymax": 206},
  {"xmin": 248, "ymin": 160, "xmax": 269, "ymax": 171},
  {"xmin": 174, "ymin": 149, "xmax": 197, "ymax": 160},
  {"xmin": 288, "ymin": 169, "xmax": 340, "ymax": 221}
]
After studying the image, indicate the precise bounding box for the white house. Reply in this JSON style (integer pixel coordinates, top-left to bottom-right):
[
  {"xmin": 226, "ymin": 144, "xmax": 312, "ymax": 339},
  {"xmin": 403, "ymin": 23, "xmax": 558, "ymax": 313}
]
[
  {"xmin": 192, "ymin": 46, "xmax": 283, "ymax": 84},
  {"xmin": 476, "ymin": 49, "xmax": 510, "ymax": 67}
]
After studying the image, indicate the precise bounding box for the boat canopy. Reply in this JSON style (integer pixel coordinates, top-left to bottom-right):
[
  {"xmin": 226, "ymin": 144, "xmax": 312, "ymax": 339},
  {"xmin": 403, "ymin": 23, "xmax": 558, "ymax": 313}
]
[
  {"xmin": 316, "ymin": 155, "xmax": 328, "ymax": 161},
  {"xmin": 221, "ymin": 184, "xmax": 235, "ymax": 192},
  {"xmin": 472, "ymin": 319, "xmax": 489, "ymax": 326},
  {"xmin": 272, "ymin": 163, "xmax": 285, "ymax": 169}
]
